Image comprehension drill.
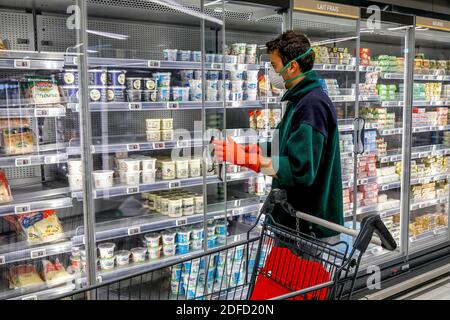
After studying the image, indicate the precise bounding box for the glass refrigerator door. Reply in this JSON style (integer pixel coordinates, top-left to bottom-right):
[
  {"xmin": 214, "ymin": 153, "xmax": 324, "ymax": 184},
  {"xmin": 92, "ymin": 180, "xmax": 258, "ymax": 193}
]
[
  {"xmin": 0, "ymin": 1, "xmax": 81, "ymax": 299},
  {"xmin": 408, "ymin": 23, "xmax": 450, "ymax": 251},
  {"xmin": 358, "ymin": 11, "xmax": 415, "ymax": 261},
  {"xmin": 292, "ymin": 8, "xmax": 360, "ymax": 249}
]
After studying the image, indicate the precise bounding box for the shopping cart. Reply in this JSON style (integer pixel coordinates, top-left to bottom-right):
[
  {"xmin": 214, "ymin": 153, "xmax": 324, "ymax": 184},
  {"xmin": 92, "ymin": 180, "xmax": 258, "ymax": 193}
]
[{"xmin": 55, "ymin": 188, "xmax": 397, "ymax": 301}]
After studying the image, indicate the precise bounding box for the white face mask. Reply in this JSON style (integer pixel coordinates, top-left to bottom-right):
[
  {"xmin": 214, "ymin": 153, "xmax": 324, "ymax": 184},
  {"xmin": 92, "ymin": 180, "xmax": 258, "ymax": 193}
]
[{"xmin": 268, "ymin": 66, "xmax": 286, "ymax": 90}]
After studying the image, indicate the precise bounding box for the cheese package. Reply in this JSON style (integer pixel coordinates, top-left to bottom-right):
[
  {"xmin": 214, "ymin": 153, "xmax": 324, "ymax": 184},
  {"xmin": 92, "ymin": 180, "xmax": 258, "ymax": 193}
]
[
  {"xmin": 0, "ymin": 170, "xmax": 12, "ymax": 203},
  {"xmin": 23, "ymin": 76, "xmax": 61, "ymax": 104},
  {"xmin": 6, "ymin": 210, "xmax": 64, "ymax": 244},
  {"xmin": 41, "ymin": 259, "xmax": 72, "ymax": 285},
  {"xmin": 0, "ymin": 127, "xmax": 34, "ymax": 155},
  {"xmin": 9, "ymin": 264, "xmax": 44, "ymax": 289}
]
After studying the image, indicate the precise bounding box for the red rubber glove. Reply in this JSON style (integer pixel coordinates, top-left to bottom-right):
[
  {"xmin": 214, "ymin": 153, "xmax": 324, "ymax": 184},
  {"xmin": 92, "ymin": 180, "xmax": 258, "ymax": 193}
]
[{"xmin": 213, "ymin": 136, "xmax": 261, "ymax": 173}]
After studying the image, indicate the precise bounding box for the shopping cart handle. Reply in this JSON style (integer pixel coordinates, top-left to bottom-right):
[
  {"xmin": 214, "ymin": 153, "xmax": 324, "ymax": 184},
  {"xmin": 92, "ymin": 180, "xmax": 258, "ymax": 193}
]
[{"xmin": 353, "ymin": 214, "xmax": 397, "ymax": 252}]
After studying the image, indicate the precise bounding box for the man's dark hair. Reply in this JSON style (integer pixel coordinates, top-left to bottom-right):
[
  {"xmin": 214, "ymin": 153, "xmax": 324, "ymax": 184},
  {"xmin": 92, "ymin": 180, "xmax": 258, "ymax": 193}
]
[{"xmin": 266, "ymin": 30, "xmax": 315, "ymax": 72}]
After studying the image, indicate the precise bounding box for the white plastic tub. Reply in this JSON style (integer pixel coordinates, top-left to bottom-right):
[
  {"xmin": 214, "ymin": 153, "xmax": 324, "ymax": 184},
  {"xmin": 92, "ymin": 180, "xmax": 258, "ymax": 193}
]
[
  {"xmin": 92, "ymin": 170, "xmax": 114, "ymax": 188},
  {"xmin": 115, "ymin": 250, "xmax": 130, "ymax": 266},
  {"xmin": 146, "ymin": 119, "xmax": 161, "ymax": 130},
  {"xmin": 144, "ymin": 233, "xmax": 161, "ymax": 248},
  {"xmin": 142, "ymin": 170, "xmax": 156, "ymax": 184},
  {"xmin": 67, "ymin": 159, "xmax": 83, "ymax": 175},
  {"xmin": 98, "ymin": 242, "xmax": 115, "ymax": 259},
  {"xmin": 124, "ymin": 171, "xmax": 140, "ymax": 185},
  {"xmin": 67, "ymin": 174, "xmax": 83, "ymax": 190},
  {"xmin": 131, "ymin": 247, "xmax": 147, "ymax": 263},
  {"xmin": 141, "ymin": 157, "xmax": 157, "ymax": 171},
  {"xmin": 122, "ymin": 158, "xmax": 141, "ymax": 172}
]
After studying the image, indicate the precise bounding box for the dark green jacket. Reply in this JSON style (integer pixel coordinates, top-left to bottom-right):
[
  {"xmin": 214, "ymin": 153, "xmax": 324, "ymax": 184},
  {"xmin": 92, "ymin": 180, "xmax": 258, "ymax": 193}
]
[{"xmin": 264, "ymin": 71, "xmax": 344, "ymax": 238}]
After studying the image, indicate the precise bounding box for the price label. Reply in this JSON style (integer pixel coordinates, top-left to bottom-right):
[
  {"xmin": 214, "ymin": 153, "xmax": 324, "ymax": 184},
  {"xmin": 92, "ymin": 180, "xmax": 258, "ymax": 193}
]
[
  {"xmin": 167, "ymin": 102, "xmax": 179, "ymax": 109},
  {"xmin": 268, "ymin": 97, "xmax": 277, "ymax": 104},
  {"xmin": 126, "ymin": 186, "xmax": 140, "ymax": 194},
  {"xmin": 22, "ymin": 295, "xmax": 38, "ymax": 301},
  {"xmin": 44, "ymin": 155, "xmax": 56, "ymax": 164},
  {"xmin": 232, "ymin": 208, "xmax": 243, "ymax": 216},
  {"xmin": 444, "ymin": 76, "xmax": 450, "ymax": 81},
  {"xmin": 323, "ymin": 64, "xmax": 332, "ymax": 70},
  {"xmin": 30, "ymin": 249, "xmax": 46, "ymax": 259},
  {"xmin": 14, "ymin": 59, "xmax": 31, "ymax": 69},
  {"xmin": 336, "ymin": 65, "xmax": 345, "ymax": 71},
  {"xmin": 148, "ymin": 60, "xmax": 161, "ymax": 68},
  {"xmin": 169, "ymin": 180, "xmax": 181, "ymax": 189},
  {"xmin": 15, "ymin": 204, "xmax": 31, "ymax": 214},
  {"xmin": 437, "ymin": 76, "xmax": 444, "ymax": 81},
  {"xmin": 383, "ymin": 73, "xmax": 391, "ymax": 79},
  {"xmin": 15, "ymin": 157, "xmax": 32, "ymax": 167},
  {"xmin": 127, "ymin": 226, "xmax": 141, "ymax": 236},
  {"xmin": 35, "ymin": 108, "xmax": 49, "ymax": 117},
  {"xmin": 73, "ymin": 57, "xmax": 78, "ymax": 65},
  {"xmin": 382, "ymin": 185, "xmax": 389, "ymax": 191},
  {"xmin": 152, "ymin": 142, "xmax": 165, "ymax": 149},
  {"xmin": 234, "ymin": 200, "xmax": 241, "ymax": 208},
  {"xmin": 177, "ymin": 140, "xmax": 189, "ymax": 148},
  {"xmin": 212, "ymin": 63, "xmax": 222, "ymax": 70},
  {"xmin": 127, "ymin": 143, "xmax": 140, "ymax": 151},
  {"xmin": 346, "ymin": 65, "xmax": 355, "ymax": 71},
  {"xmin": 0, "ymin": 256, "xmax": 5, "ymax": 265},
  {"xmin": 398, "ymin": 102, "xmax": 404, "ymax": 107},
  {"xmin": 367, "ymin": 66, "xmax": 375, "ymax": 72},
  {"xmin": 128, "ymin": 102, "xmax": 142, "ymax": 110},
  {"xmin": 176, "ymin": 218, "xmax": 187, "ymax": 226}
]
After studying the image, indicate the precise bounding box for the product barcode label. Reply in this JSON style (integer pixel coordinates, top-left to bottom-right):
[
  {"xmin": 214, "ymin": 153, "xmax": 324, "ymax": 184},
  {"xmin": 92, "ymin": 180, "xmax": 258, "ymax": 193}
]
[
  {"xmin": 167, "ymin": 102, "xmax": 179, "ymax": 109},
  {"xmin": 15, "ymin": 157, "xmax": 32, "ymax": 167},
  {"xmin": 323, "ymin": 64, "xmax": 332, "ymax": 70},
  {"xmin": 232, "ymin": 208, "xmax": 243, "ymax": 216},
  {"xmin": 73, "ymin": 57, "xmax": 78, "ymax": 65},
  {"xmin": 382, "ymin": 185, "xmax": 389, "ymax": 191},
  {"xmin": 0, "ymin": 256, "xmax": 5, "ymax": 265},
  {"xmin": 176, "ymin": 218, "xmax": 187, "ymax": 226},
  {"xmin": 234, "ymin": 200, "xmax": 241, "ymax": 208},
  {"xmin": 169, "ymin": 181, "xmax": 181, "ymax": 189},
  {"xmin": 127, "ymin": 143, "xmax": 140, "ymax": 151},
  {"xmin": 444, "ymin": 76, "xmax": 450, "ymax": 81},
  {"xmin": 126, "ymin": 186, "xmax": 139, "ymax": 194},
  {"xmin": 346, "ymin": 65, "xmax": 355, "ymax": 71},
  {"xmin": 15, "ymin": 204, "xmax": 31, "ymax": 214},
  {"xmin": 148, "ymin": 60, "xmax": 161, "ymax": 68},
  {"xmin": 127, "ymin": 226, "xmax": 141, "ymax": 236},
  {"xmin": 22, "ymin": 295, "xmax": 38, "ymax": 301},
  {"xmin": 128, "ymin": 102, "xmax": 142, "ymax": 110},
  {"xmin": 267, "ymin": 97, "xmax": 277, "ymax": 104},
  {"xmin": 30, "ymin": 249, "xmax": 46, "ymax": 259},
  {"xmin": 35, "ymin": 108, "xmax": 49, "ymax": 117},
  {"xmin": 14, "ymin": 59, "xmax": 31, "ymax": 69},
  {"xmin": 212, "ymin": 63, "xmax": 222, "ymax": 70},
  {"xmin": 367, "ymin": 66, "xmax": 375, "ymax": 72},
  {"xmin": 152, "ymin": 142, "xmax": 165, "ymax": 149},
  {"xmin": 384, "ymin": 74, "xmax": 391, "ymax": 79},
  {"xmin": 336, "ymin": 65, "xmax": 345, "ymax": 71}
]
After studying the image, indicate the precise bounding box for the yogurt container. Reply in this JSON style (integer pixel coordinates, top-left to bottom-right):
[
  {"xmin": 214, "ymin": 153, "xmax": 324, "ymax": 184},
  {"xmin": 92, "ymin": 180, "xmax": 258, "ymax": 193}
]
[
  {"xmin": 176, "ymin": 227, "xmax": 191, "ymax": 243},
  {"xmin": 131, "ymin": 247, "xmax": 147, "ymax": 263},
  {"xmin": 98, "ymin": 242, "xmax": 115, "ymax": 259},
  {"xmin": 189, "ymin": 79, "xmax": 202, "ymax": 90},
  {"xmin": 142, "ymin": 90, "xmax": 157, "ymax": 102},
  {"xmin": 182, "ymin": 196, "xmax": 194, "ymax": 216},
  {"xmin": 57, "ymin": 69, "xmax": 79, "ymax": 85},
  {"xmin": 224, "ymin": 55, "xmax": 238, "ymax": 64},
  {"xmin": 244, "ymin": 80, "xmax": 258, "ymax": 90},
  {"xmin": 215, "ymin": 220, "xmax": 227, "ymax": 235},
  {"xmin": 62, "ymin": 86, "xmax": 79, "ymax": 102},
  {"xmin": 206, "ymin": 80, "xmax": 218, "ymax": 90},
  {"xmin": 231, "ymin": 80, "xmax": 244, "ymax": 91},
  {"xmin": 191, "ymin": 51, "xmax": 201, "ymax": 62},
  {"xmin": 171, "ymin": 87, "xmax": 189, "ymax": 101},
  {"xmin": 146, "ymin": 119, "xmax": 161, "ymax": 130},
  {"xmin": 67, "ymin": 174, "xmax": 83, "ymax": 190},
  {"xmin": 89, "ymin": 86, "xmax": 107, "ymax": 102},
  {"xmin": 207, "ymin": 71, "xmax": 220, "ymax": 80},
  {"xmin": 160, "ymin": 197, "xmax": 170, "ymax": 215},
  {"xmin": 122, "ymin": 158, "xmax": 141, "ymax": 172},
  {"xmin": 191, "ymin": 239, "xmax": 203, "ymax": 251},
  {"xmin": 70, "ymin": 255, "xmax": 82, "ymax": 271},
  {"xmin": 246, "ymin": 44, "xmax": 257, "ymax": 55},
  {"xmin": 207, "ymin": 222, "xmax": 216, "ymax": 237},
  {"xmin": 229, "ymin": 91, "xmax": 243, "ymax": 101},
  {"xmin": 141, "ymin": 157, "xmax": 157, "ymax": 171},
  {"xmin": 191, "ymin": 224, "xmax": 204, "ymax": 240},
  {"xmin": 146, "ymin": 130, "xmax": 161, "ymax": 142},
  {"xmin": 147, "ymin": 246, "xmax": 161, "ymax": 260},
  {"xmin": 176, "ymin": 160, "xmax": 189, "ymax": 179},
  {"xmin": 157, "ymin": 160, "xmax": 176, "ymax": 180},
  {"xmin": 237, "ymin": 54, "xmax": 246, "ymax": 64},
  {"xmin": 157, "ymin": 87, "xmax": 170, "ymax": 101},
  {"xmin": 176, "ymin": 242, "xmax": 190, "ymax": 255},
  {"xmin": 218, "ymin": 80, "xmax": 231, "ymax": 90},
  {"xmin": 126, "ymin": 90, "xmax": 142, "ymax": 102},
  {"xmin": 171, "ymin": 280, "xmax": 184, "ymax": 295},
  {"xmin": 245, "ymin": 55, "xmax": 257, "ymax": 64},
  {"xmin": 124, "ymin": 171, "xmax": 140, "ymax": 185},
  {"xmin": 92, "ymin": 170, "xmax": 114, "ymax": 188},
  {"xmin": 67, "ymin": 158, "xmax": 83, "ymax": 175},
  {"xmin": 177, "ymin": 50, "xmax": 191, "ymax": 62},
  {"xmin": 162, "ymin": 230, "xmax": 177, "ymax": 245},
  {"xmin": 230, "ymin": 70, "xmax": 245, "ymax": 81},
  {"xmin": 154, "ymin": 73, "xmax": 171, "ymax": 88},
  {"xmin": 206, "ymin": 89, "xmax": 218, "ymax": 101},
  {"xmin": 107, "ymin": 86, "xmax": 126, "ymax": 102},
  {"xmin": 89, "ymin": 69, "xmax": 107, "ymax": 86},
  {"xmin": 189, "ymin": 158, "xmax": 201, "ymax": 177},
  {"xmin": 215, "ymin": 54, "xmax": 223, "ymax": 63},
  {"xmin": 243, "ymin": 89, "xmax": 258, "ymax": 101},
  {"xmin": 107, "ymin": 70, "xmax": 126, "ymax": 86},
  {"xmin": 190, "ymin": 89, "xmax": 202, "ymax": 101},
  {"xmin": 148, "ymin": 193, "xmax": 157, "ymax": 210},
  {"xmin": 161, "ymin": 118, "xmax": 173, "ymax": 130},
  {"xmin": 194, "ymin": 70, "xmax": 203, "ymax": 80},
  {"xmin": 217, "ymin": 234, "xmax": 226, "ymax": 245},
  {"xmin": 180, "ymin": 70, "xmax": 194, "ymax": 80},
  {"xmin": 194, "ymin": 195, "xmax": 204, "ymax": 214},
  {"xmin": 230, "ymin": 43, "xmax": 246, "ymax": 55},
  {"xmin": 207, "ymin": 236, "xmax": 217, "ymax": 249},
  {"xmin": 143, "ymin": 78, "xmax": 157, "ymax": 90},
  {"xmin": 126, "ymin": 77, "xmax": 142, "ymax": 90},
  {"xmin": 245, "ymin": 70, "xmax": 259, "ymax": 80},
  {"xmin": 205, "ymin": 54, "xmax": 215, "ymax": 63},
  {"xmin": 163, "ymin": 49, "xmax": 178, "ymax": 61},
  {"xmin": 115, "ymin": 250, "xmax": 130, "ymax": 266},
  {"xmin": 144, "ymin": 232, "xmax": 161, "ymax": 248},
  {"xmin": 163, "ymin": 244, "xmax": 176, "ymax": 257},
  {"xmin": 161, "ymin": 129, "xmax": 174, "ymax": 141},
  {"xmin": 142, "ymin": 170, "xmax": 156, "ymax": 184},
  {"xmin": 168, "ymin": 198, "xmax": 183, "ymax": 218},
  {"xmin": 99, "ymin": 257, "xmax": 115, "ymax": 270}
]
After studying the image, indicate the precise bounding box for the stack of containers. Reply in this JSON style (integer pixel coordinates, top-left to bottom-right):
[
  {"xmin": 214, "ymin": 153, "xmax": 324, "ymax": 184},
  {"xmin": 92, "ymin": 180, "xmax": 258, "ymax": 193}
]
[
  {"xmin": 339, "ymin": 133, "xmax": 353, "ymax": 153},
  {"xmin": 412, "ymin": 83, "xmax": 427, "ymax": 101},
  {"xmin": 243, "ymin": 70, "xmax": 259, "ymax": 101},
  {"xmin": 358, "ymin": 183, "xmax": 379, "ymax": 207},
  {"xmin": 376, "ymin": 166, "xmax": 398, "ymax": 184},
  {"xmin": 342, "ymin": 188, "xmax": 352, "ymax": 212},
  {"xmin": 146, "ymin": 118, "xmax": 173, "ymax": 142},
  {"xmin": 358, "ymin": 154, "xmax": 377, "ymax": 179},
  {"xmin": 67, "ymin": 158, "xmax": 83, "ymax": 190},
  {"xmin": 364, "ymin": 130, "xmax": 377, "ymax": 153},
  {"xmin": 116, "ymin": 157, "xmax": 141, "ymax": 186},
  {"xmin": 69, "ymin": 246, "xmax": 86, "ymax": 273},
  {"xmin": 144, "ymin": 233, "xmax": 162, "ymax": 260},
  {"xmin": 376, "ymin": 137, "xmax": 387, "ymax": 156},
  {"xmin": 320, "ymin": 79, "xmax": 340, "ymax": 96},
  {"xmin": 377, "ymin": 84, "xmax": 397, "ymax": 101},
  {"xmin": 125, "ymin": 76, "xmax": 158, "ymax": 102},
  {"xmin": 107, "ymin": 69, "xmax": 127, "ymax": 102},
  {"xmin": 436, "ymin": 108, "xmax": 449, "ymax": 125},
  {"xmin": 152, "ymin": 72, "xmax": 171, "ymax": 102},
  {"xmin": 442, "ymin": 85, "xmax": 450, "ymax": 99},
  {"xmin": 229, "ymin": 43, "xmax": 258, "ymax": 64},
  {"xmin": 412, "ymin": 108, "xmax": 428, "ymax": 126}
]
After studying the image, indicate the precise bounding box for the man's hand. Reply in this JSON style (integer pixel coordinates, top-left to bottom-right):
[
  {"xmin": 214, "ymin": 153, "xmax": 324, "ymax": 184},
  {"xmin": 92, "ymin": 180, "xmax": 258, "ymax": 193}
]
[{"xmin": 213, "ymin": 136, "xmax": 261, "ymax": 173}]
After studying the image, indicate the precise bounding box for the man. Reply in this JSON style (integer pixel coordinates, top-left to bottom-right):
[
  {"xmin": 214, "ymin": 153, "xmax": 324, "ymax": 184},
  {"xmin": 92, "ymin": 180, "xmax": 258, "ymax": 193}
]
[{"xmin": 213, "ymin": 31, "xmax": 343, "ymax": 242}]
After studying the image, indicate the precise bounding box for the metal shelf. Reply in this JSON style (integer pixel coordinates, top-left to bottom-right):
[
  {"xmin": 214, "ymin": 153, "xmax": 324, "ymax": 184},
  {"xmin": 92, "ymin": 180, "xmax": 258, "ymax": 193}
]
[
  {"xmin": 342, "ymin": 176, "xmax": 377, "ymax": 189},
  {"xmin": 314, "ymin": 64, "xmax": 380, "ymax": 72},
  {"xmin": 0, "ymin": 196, "xmax": 72, "ymax": 217},
  {"xmin": 0, "ymin": 152, "xmax": 68, "ymax": 168},
  {"xmin": 72, "ymin": 196, "xmax": 261, "ymax": 245},
  {"xmin": 345, "ymin": 204, "xmax": 400, "ymax": 219},
  {"xmin": 410, "ymin": 197, "xmax": 448, "ymax": 211},
  {"xmin": 0, "ymin": 56, "xmax": 64, "ymax": 70},
  {"xmin": 378, "ymin": 173, "xmax": 450, "ymax": 191},
  {"xmin": 380, "ymin": 73, "xmax": 450, "ymax": 81},
  {"xmin": 409, "ymin": 226, "xmax": 448, "ymax": 243},
  {"xmin": 380, "ymin": 100, "xmax": 450, "ymax": 107},
  {"xmin": 0, "ymin": 106, "xmax": 66, "ymax": 117},
  {"xmin": 72, "ymin": 171, "xmax": 257, "ymax": 201},
  {"xmin": 64, "ymin": 56, "xmax": 260, "ymax": 71},
  {"xmin": 378, "ymin": 145, "xmax": 450, "ymax": 163},
  {"xmin": 3, "ymin": 281, "xmax": 76, "ymax": 301},
  {"xmin": 67, "ymin": 100, "xmax": 263, "ymax": 112}
]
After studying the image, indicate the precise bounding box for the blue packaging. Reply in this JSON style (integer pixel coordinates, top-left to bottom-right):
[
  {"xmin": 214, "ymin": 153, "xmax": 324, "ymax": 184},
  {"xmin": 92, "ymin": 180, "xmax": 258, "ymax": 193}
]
[
  {"xmin": 176, "ymin": 242, "xmax": 190, "ymax": 255},
  {"xmin": 215, "ymin": 221, "xmax": 227, "ymax": 235},
  {"xmin": 207, "ymin": 71, "xmax": 220, "ymax": 80},
  {"xmin": 194, "ymin": 70, "xmax": 202, "ymax": 80},
  {"xmin": 157, "ymin": 87, "xmax": 170, "ymax": 102},
  {"xmin": 180, "ymin": 70, "xmax": 194, "ymax": 80},
  {"xmin": 191, "ymin": 51, "xmax": 202, "ymax": 62},
  {"xmin": 56, "ymin": 69, "xmax": 79, "ymax": 86},
  {"xmin": 63, "ymin": 86, "xmax": 79, "ymax": 102},
  {"xmin": 107, "ymin": 70, "xmax": 126, "ymax": 86},
  {"xmin": 177, "ymin": 50, "xmax": 191, "ymax": 62},
  {"xmin": 89, "ymin": 69, "xmax": 107, "ymax": 86},
  {"xmin": 89, "ymin": 86, "xmax": 107, "ymax": 102},
  {"xmin": 205, "ymin": 54, "xmax": 215, "ymax": 63},
  {"xmin": 216, "ymin": 235, "xmax": 226, "ymax": 245},
  {"xmin": 106, "ymin": 86, "xmax": 125, "ymax": 102},
  {"xmin": 207, "ymin": 236, "xmax": 217, "ymax": 249}
]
